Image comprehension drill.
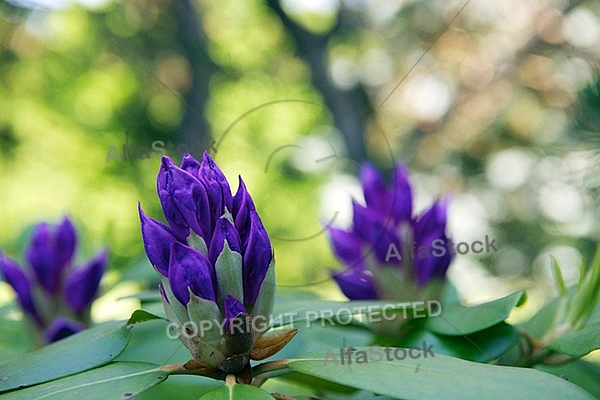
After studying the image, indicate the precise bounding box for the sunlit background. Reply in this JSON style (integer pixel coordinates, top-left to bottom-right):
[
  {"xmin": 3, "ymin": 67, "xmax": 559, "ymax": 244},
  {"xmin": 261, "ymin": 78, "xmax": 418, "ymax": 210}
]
[{"xmin": 1, "ymin": 0, "xmax": 599, "ymax": 331}]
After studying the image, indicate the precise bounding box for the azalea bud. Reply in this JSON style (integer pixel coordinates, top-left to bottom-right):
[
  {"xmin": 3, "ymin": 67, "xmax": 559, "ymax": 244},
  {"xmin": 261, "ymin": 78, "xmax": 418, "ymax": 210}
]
[
  {"xmin": 329, "ymin": 162, "xmax": 452, "ymax": 300},
  {"xmin": 140, "ymin": 153, "xmax": 292, "ymax": 376},
  {"xmin": 0, "ymin": 216, "xmax": 107, "ymax": 344}
]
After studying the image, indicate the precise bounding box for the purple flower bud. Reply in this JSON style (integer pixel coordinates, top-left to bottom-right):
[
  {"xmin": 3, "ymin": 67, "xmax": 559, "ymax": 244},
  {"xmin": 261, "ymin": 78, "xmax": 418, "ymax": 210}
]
[
  {"xmin": 413, "ymin": 199, "xmax": 451, "ymax": 285},
  {"xmin": 223, "ymin": 294, "xmax": 246, "ymax": 331},
  {"xmin": 0, "ymin": 253, "xmax": 40, "ymax": 324},
  {"xmin": 169, "ymin": 242, "xmax": 216, "ymax": 305},
  {"xmin": 391, "ymin": 164, "xmax": 413, "ymax": 224},
  {"xmin": 43, "ymin": 317, "xmax": 84, "ymax": 343},
  {"xmin": 331, "ymin": 267, "xmax": 378, "ymax": 300},
  {"xmin": 208, "ymin": 217, "xmax": 241, "ymax": 264},
  {"xmin": 56, "ymin": 217, "xmax": 77, "ymax": 266},
  {"xmin": 414, "ymin": 231, "xmax": 452, "ymax": 286},
  {"xmin": 232, "ymin": 176, "xmax": 256, "ymax": 244},
  {"xmin": 328, "ymin": 228, "xmax": 364, "ymax": 267},
  {"xmin": 145, "ymin": 154, "xmax": 283, "ymax": 371},
  {"xmin": 199, "ymin": 152, "xmax": 233, "ymax": 222},
  {"xmin": 413, "ymin": 198, "xmax": 449, "ymax": 240},
  {"xmin": 64, "ymin": 250, "xmax": 107, "ymax": 315},
  {"xmin": 330, "ymin": 162, "xmax": 451, "ymax": 300},
  {"xmin": 180, "ymin": 153, "xmax": 202, "ymax": 177},
  {"xmin": 361, "ymin": 163, "xmax": 391, "ymax": 217},
  {"xmin": 26, "ymin": 217, "xmax": 76, "ymax": 294},
  {"xmin": 139, "ymin": 204, "xmax": 177, "ymax": 276},
  {"xmin": 352, "ymin": 201, "xmax": 401, "ymax": 265},
  {"xmin": 242, "ymin": 211, "xmax": 272, "ymax": 306},
  {"xmin": 158, "ymin": 157, "xmax": 212, "ymax": 240}
]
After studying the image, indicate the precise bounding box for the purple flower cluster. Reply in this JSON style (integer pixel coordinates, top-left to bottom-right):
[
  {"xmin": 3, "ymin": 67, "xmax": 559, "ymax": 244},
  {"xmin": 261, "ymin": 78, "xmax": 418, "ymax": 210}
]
[
  {"xmin": 139, "ymin": 152, "xmax": 275, "ymax": 373},
  {"xmin": 0, "ymin": 217, "xmax": 106, "ymax": 343},
  {"xmin": 329, "ymin": 162, "xmax": 452, "ymax": 300}
]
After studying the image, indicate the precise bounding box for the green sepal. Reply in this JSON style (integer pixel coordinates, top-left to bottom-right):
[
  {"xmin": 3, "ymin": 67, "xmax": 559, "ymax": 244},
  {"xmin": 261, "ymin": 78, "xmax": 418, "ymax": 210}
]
[
  {"xmin": 215, "ymin": 241, "xmax": 244, "ymax": 308},
  {"xmin": 187, "ymin": 231, "xmax": 208, "ymax": 256},
  {"xmin": 187, "ymin": 290, "xmax": 223, "ymax": 347},
  {"xmin": 250, "ymin": 258, "xmax": 275, "ymax": 338},
  {"xmin": 159, "ymin": 276, "xmax": 190, "ymax": 325}
]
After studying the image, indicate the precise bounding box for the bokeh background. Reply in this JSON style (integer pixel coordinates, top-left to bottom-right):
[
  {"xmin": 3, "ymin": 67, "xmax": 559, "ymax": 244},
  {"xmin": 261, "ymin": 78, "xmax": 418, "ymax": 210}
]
[{"xmin": 1, "ymin": 0, "xmax": 599, "ymax": 327}]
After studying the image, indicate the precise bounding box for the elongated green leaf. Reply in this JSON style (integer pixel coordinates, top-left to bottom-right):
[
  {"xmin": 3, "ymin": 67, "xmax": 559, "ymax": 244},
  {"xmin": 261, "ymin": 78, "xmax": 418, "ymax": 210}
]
[
  {"xmin": 0, "ymin": 362, "xmax": 167, "ymax": 400},
  {"xmin": 198, "ymin": 382, "xmax": 273, "ymax": 400},
  {"xmin": 0, "ymin": 320, "xmax": 130, "ymax": 392},
  {"xmin": 127, "ymin": 309, "xmax": 165, "ymax": 325},
  {"xmin": 546, "ymin": 322, "xmax": 600, "ymax": 357},
  {"xmin": 0, "ymin": 318, "xmax": 34, "ymax": 364},
  {"xmin": 535, "ymin": 359, "xmax": 600, "ymax": 399},
  {"xmin": 287, "ymin": 348, "xmax": 595, "ymax": 400},
  {"xmin": 394, "ymin": 322, "xmax": 520, "ymax": 362},
  {"xmin": 134, "ymin": 375, "xmax": 221, "ymax": 400},
  {"xmin": 518, "ymin": 294, "xmax": 562, "ymax": 339},
  {"xmin": 427, "ymin": 291, "xmax": 524, "ymax": 335}
]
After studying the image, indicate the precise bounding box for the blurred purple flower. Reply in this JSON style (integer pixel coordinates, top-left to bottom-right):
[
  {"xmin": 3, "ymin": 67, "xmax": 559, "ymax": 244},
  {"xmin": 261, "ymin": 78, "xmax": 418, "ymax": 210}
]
[
  {"xmin": 0, "ymin": 216, "xmax": 107, "ymax": 344},
  {"xmin": 329, "ymin": 162, "xmax": 452, "ymax": 300}
]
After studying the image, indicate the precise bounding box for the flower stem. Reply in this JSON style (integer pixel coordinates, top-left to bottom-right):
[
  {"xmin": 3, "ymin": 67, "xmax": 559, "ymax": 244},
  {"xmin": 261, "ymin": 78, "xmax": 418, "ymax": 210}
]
[{"xmin": 251, "ymin": 359, "xmax": 292, "ymax": 386}]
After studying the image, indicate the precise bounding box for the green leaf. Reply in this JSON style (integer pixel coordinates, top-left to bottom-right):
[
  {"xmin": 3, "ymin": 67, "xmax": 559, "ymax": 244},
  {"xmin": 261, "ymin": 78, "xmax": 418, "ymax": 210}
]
[
  {"xmin": 198, "ymin": 382, "xmax": 273, "ymax": 400},
  {"xmin": 394, "ymin": 322, "xmax": 520, "ymax": 362},
  {"xmin": 427, "ymin": 291, "xmax": 524, "ymax": 336},
  {"xmin": 0, "ymin": 316, "xmax": 34, "ymax": 364},
  {"xmin": 134, "ymin": 375, "xmax": 221, "ymax": 400},
  {"xmin": 127, "ymin": 309, "xmax": 165, "ymax": 326},
  {"xmin": 545, "ymin": 321, "xmax": 600, "ymax": 357},
  {"xmin": 518, "ymin": 293, "xmax": 562, "ymax": 339},
  {"xmin": 535, "ymin": 359, "xmax": 600, "ymax": 399},
  {"xmin": 0, "ymin": 362, "xmax": 167, "ymax": 400},
  {"xmin": 551, "ymin": 256, "xmax": 568, "ymax": 297},
  {"xmin": 0, "ymin": 320, "xmax": 130, "ymax": 392},
  {"xmin": 287, "ymin": 348, "xmax": 595, "ymax": 400}
]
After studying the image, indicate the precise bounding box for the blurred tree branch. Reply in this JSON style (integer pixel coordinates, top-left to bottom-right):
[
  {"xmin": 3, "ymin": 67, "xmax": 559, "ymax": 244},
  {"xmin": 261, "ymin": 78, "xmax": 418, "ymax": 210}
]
[
  {"xmin": 266, "ymin": 0, "xmax": 371, "ymax": 163},
  {"xmin": 171, "ymin": 0, "xmax": 219, "ymax": 158}
]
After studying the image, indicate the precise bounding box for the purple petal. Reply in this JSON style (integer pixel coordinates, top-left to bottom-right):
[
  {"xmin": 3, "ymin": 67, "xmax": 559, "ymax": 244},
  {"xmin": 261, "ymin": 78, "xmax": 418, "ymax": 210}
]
[
  {"xmin": 26, "ymin": 219, "xmax": 75, "ymax": 295},
  {"xmin": 352, "ymin": 201, "xmax": 402, "ymax": 265},
  {"xmin": 372, "ymin": 226, "xmax": 402, "ymax": 266},
  {"xmin": 242, "ymin": 211, "xmax": 272, "ymax": 306},
  {"xmin": 223, "ymin": 294, "xmax": 246, "ymax": 331},
  {"xmin": 208, "ymin": 216, "xmax": 241, "ymax": 264},
  {"xmin": 139, "ymin": 204, "xmax": 178, "ymax": 276},
  {"xmin": 413, "ymin": 198, "xmax": 449, "ymax": 242},
  {"xmin": 0, "ymin": 253, "xmax": 40, "ymax": 324},
  {"xmin": 55, "ymin": 216, "xmax": 77, "ymax": 269},
  {"xmin": 169, "ymin": 242, "xmax": 216, "ymax": 305},
  {"xmin": 158, "ymin": 157, "xmax": 211, "ymax": 240},
  {"xmin": 352, "ymin": 200, "xmax": 380, "ymax": 243},
  {"xmin": 64, "ymin": 250, "xmax": 107, "ymax": 314},
  {"xmin": 413, "ymin": 198, "xmax": 452, "ymax": 285},
  {"xmin": 199, "ymin": 152, "xmax": 233, "ymax": 222},
  {"xmin": 331, "ymin": 268, "xmax": 378, "ymax": 300},
  {"xmin": 361, "ymin": 163, "xmax": 392, "ymax": 218},
  {"xmin": 414, "ymin": 233, "xmax": 452, "ymax": 286},
  {"xmin": 328, "ymin": 228, "xmax": 363, "ymax": 267},
  {"xmin": 43, "ymin": 317, "xmax": 84, "ymax": 343},
  {"xmin": 232, "ymin": 176, "xmax": 256, "ymax": 244},
  {"xmin": 180, "ymin": 153, "xmax": 202, "ymax": 177},
  {"xmin": 391, "ymin": 163, "xmax": 413, "ymax": 224}
]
